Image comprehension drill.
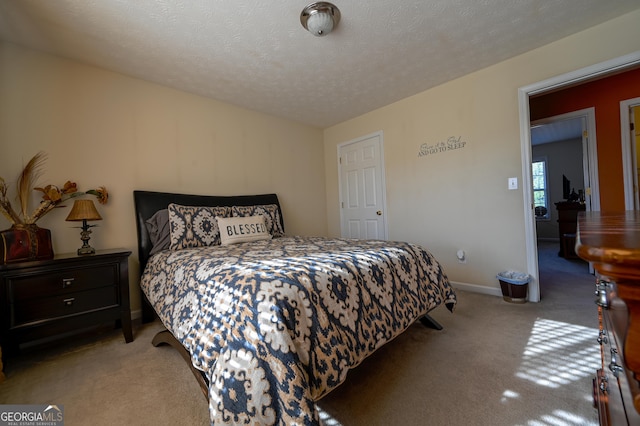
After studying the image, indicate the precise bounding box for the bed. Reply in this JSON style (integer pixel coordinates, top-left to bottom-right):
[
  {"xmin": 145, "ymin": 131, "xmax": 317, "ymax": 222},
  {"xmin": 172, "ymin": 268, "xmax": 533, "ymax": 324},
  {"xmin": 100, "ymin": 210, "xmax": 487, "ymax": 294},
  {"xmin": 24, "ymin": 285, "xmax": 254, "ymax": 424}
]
[{"xmin": 134, "ymin": 190, "xmax": 457, "ymax": 425}]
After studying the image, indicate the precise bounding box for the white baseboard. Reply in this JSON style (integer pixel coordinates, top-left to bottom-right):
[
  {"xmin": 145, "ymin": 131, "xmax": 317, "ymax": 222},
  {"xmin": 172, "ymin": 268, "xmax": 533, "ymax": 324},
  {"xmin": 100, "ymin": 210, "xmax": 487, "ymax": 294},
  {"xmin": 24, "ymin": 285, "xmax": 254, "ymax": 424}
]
[
  {"xmin": 451, "ymin": 280, "xmax": 541, "ymax": 302},
  {"xmin": 451, "ymin": 281, "xmax": 503, "ymax": 298},
  {"xmin": 131, "ymin": 309, "xmax": 142, "ymax": 321}
]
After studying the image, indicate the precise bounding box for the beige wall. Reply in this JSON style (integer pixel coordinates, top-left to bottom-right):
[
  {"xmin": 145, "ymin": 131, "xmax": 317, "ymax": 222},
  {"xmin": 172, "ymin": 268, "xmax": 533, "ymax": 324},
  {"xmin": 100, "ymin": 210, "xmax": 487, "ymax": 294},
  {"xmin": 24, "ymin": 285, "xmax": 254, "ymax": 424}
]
[
  {"xmin": 324, "ymin": 9, "xmax": 640, "ymax": 295},
  {"xmin": 0, "ymin": 42, "xmax": 326, "ymax": 312}
]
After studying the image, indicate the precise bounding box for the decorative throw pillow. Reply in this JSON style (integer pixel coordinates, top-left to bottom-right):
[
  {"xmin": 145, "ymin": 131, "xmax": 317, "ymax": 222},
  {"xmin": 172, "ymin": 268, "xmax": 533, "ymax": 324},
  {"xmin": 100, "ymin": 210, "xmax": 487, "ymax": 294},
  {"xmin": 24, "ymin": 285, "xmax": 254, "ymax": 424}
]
[
  {"xmin": 217, "ymin": 215, "xmax": 272, "ymax": 246},
  {"xmin": 145, "ymin": 209, "xmax": 171, "ymax": 255},
  {"xmin": 168, "ymin": 204, "xmax": 231, "ymax": 250},
  {"xmin": 231, "ymin": 204, "xmax": 285, "ymax": 237}
]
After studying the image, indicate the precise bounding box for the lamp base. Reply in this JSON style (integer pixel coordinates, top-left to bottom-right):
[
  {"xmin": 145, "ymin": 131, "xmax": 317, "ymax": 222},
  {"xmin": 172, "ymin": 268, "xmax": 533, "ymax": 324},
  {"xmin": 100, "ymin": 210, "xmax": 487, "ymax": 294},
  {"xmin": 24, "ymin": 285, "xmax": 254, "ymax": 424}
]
[
  {"xmin": 77, "ymin": 219, "xmax": 97, "ymax": 255},
  {"xmin": 77, "ymin": 246, "xmax": 95, "ymax": 255}
]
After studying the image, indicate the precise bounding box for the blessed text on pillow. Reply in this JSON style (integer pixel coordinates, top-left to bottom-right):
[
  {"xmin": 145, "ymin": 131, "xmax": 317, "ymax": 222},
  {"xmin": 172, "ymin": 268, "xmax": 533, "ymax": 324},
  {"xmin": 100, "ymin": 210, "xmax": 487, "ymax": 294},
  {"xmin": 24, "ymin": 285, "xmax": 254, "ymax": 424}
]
[{"xmin": 217, "ymin": 215, "xmax": 273, "ymax": 245}]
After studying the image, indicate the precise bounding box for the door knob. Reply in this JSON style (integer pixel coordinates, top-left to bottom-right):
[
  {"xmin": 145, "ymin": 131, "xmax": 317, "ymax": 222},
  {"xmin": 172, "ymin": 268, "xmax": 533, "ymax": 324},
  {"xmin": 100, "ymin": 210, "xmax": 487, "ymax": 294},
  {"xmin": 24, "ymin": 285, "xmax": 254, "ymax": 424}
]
[{"xmin": 376, "ymin": 211, "xmax": 382, "ymax": 216}]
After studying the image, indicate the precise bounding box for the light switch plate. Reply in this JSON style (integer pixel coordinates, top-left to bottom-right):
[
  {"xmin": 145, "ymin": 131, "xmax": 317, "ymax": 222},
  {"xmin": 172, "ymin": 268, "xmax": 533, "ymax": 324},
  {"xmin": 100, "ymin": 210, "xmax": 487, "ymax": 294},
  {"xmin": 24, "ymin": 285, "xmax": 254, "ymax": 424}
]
[{"xmin": 508, "ymin": 177, "xmax": 518, "ymax": 190}]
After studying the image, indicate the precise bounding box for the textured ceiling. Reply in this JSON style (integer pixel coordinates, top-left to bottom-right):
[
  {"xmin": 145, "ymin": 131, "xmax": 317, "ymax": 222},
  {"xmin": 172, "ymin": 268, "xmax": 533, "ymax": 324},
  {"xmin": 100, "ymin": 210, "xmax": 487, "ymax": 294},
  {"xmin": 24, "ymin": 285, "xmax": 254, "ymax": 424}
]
[{"xmin": 1, "ymin": 0, "xmax": 639, "ymax": 128}]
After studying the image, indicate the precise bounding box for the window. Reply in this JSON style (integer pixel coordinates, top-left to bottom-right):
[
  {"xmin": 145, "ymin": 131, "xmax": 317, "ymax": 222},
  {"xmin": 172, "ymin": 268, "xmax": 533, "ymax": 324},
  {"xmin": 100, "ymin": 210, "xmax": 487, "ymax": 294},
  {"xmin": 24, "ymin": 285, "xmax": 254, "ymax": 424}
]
[{"xmin": 532, "ymin": 158, "xmax": 549, "ymax": 219}]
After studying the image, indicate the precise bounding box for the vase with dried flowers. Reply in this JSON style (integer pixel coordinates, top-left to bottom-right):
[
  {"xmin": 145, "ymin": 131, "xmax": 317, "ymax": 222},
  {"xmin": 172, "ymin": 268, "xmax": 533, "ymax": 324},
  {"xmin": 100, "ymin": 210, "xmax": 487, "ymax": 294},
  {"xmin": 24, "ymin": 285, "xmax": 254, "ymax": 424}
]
[{"xmin": 0, "ymin": 152, "xmax": 108, "ymax": 263}]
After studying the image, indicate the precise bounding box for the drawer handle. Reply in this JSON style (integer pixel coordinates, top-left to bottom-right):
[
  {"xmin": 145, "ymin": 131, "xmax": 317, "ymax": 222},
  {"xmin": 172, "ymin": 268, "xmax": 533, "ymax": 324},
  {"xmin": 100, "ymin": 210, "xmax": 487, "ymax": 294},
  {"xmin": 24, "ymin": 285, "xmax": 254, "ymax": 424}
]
[
  {"xmin": 599, "ymin": 379, "xmax": 608, "ymax": 395},
  {"xmin": 597, "ymin": 329, "xmax": 608, "ymax": 345},
  {"xmin": 609, "ymin": 349, "xmax": 624, "ymax": 377},
  {"xmin": 597, "ymin": 372, "xmax": 608, "ymax": 394},
  {"xmin": 62, "ymin": 278, "xmax": 75, "ymax": 288},
  {"xmin": 594, "ymin": 285, "xmax": 609, "ymax": 308},
  {"xmin": 63, "ymin": 297, "xmax": 75, "ymax": 306}
]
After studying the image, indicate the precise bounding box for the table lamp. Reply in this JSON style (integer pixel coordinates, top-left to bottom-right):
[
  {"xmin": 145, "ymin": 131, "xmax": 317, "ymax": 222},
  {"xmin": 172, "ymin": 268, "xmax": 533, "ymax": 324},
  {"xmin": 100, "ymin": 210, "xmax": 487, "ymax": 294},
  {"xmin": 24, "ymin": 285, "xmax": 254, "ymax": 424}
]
[{"xmin": 65, "ymin": 199, "xmax": 102, "ymax": 255}]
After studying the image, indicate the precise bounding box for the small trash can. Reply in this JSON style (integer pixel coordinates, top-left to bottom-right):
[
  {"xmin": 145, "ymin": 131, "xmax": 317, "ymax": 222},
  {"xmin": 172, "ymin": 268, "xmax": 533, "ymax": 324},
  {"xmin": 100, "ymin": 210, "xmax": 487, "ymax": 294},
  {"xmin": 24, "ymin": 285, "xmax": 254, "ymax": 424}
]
[{"xmin": 497, "ymin": 271, "xmax": 531, "ymax": 303}]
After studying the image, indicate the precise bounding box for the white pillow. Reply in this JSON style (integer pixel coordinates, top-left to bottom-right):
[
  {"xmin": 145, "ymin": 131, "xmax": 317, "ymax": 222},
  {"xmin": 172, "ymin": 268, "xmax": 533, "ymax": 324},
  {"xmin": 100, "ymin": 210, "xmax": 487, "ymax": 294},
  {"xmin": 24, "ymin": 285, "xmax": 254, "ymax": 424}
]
[{"xmin": 217, "ymin": 215, "xmax": 272, "ymax": 246}]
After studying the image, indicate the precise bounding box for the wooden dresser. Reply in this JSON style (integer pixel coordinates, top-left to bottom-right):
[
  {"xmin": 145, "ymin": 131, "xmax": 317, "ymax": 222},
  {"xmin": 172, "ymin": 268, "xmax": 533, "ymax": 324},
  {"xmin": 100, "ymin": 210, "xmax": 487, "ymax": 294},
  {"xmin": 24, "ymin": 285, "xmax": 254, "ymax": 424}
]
[{"xmin": 576, "ymin": 211, "xmax": 640, "ymax": 425}]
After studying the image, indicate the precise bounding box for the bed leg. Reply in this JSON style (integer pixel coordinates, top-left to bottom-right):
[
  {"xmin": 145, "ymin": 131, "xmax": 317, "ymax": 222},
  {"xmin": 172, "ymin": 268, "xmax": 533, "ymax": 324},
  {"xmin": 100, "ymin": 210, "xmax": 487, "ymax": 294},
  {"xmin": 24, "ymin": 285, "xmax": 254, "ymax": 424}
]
[
  {"xmin": 141, "ymin": 293, "xmax": 156, "ymax": 323},
  {"xmin": 152, "ymin": 329, "xmax": 210, "ymax": 400},
  {"xmin": 420, "ymin": 314, "xmax": 443, "ymax": 330}
]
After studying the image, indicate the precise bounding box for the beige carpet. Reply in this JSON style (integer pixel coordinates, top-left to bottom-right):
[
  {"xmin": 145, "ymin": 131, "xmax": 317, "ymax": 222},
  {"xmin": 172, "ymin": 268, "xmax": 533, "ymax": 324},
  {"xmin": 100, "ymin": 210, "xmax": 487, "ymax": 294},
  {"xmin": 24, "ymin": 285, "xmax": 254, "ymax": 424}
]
[{"xmin": 0, "ymin": 242, "xmax": 600, "ymax": 425}]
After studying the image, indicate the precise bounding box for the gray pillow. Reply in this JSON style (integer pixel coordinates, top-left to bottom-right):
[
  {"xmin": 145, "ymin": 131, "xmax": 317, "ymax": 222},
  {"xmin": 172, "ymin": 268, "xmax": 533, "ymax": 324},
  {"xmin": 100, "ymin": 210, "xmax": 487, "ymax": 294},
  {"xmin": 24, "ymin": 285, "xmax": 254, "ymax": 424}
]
[{"xmin": 145, "ymin": 209, "xmax": 171, "ymax": 255}]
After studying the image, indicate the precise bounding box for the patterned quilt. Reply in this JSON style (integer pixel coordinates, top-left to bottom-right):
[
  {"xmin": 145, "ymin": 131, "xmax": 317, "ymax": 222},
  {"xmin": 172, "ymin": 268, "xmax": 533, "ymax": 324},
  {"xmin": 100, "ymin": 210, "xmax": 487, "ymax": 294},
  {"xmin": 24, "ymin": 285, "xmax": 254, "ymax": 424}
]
[{"xmin": 140, "ymin": 236, "xmax": 456, "ymax": 425}]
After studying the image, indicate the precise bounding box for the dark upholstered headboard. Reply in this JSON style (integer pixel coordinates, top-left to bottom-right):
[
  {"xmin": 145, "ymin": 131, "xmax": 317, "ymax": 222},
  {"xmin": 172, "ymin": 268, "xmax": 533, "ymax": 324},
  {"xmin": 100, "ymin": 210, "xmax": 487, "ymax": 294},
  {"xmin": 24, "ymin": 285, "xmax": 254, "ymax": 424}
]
[{"xmin": 133, "ymin": 190, "xmax": 284, "ymax": 276}]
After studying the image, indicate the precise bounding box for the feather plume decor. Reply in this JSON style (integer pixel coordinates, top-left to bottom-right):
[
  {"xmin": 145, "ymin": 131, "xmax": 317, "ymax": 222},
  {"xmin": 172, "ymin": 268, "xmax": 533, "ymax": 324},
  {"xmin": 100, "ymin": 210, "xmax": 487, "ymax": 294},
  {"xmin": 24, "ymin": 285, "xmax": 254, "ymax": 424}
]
[
  {"xmin": 17, "ymin": 151, "xmax": 46, "ymax": 219},
  {"xmin": 0, "ymin": 151, "xmax": 109, "ymax": 226}
]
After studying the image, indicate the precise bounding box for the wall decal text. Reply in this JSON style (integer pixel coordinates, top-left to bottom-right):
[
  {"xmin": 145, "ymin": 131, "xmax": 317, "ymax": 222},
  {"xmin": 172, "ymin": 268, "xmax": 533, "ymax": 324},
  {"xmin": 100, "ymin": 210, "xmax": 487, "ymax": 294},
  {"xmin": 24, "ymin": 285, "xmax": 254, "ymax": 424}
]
[{"xmin": 418, "ymin": 136, "xmax": 467, "ymax": 157}]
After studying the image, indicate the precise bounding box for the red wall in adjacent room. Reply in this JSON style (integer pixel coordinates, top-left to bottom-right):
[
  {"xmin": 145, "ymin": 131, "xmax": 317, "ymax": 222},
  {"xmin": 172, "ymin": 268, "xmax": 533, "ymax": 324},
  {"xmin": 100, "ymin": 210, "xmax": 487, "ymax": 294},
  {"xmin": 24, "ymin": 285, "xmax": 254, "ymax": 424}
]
[{"xmin": 529, "ymin": 67, "xmax": 640, "ymax": 211}]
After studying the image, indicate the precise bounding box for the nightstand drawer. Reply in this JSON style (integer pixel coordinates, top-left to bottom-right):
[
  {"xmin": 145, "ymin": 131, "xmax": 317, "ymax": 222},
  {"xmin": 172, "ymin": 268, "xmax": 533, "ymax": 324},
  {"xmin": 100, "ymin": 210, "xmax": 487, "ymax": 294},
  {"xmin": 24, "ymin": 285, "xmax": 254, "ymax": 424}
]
[
  {"xmin": 11, "ymin": 286, "xmax": 118, "ymax": 327},
  {"xmin": 8, "ymin": 265, "xmax": 116, "ymax": 301}
]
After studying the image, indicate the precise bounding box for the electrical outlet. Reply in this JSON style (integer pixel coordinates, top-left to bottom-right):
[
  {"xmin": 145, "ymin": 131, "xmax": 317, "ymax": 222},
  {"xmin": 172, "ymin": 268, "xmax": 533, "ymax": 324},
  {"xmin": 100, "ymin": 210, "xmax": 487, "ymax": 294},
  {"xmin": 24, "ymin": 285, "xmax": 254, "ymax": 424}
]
[
  {"xmin": 508, "ymin": 177, "xmax": 518, "ymax": 190},
  {"xmin": 456, "ymin": 249, "xmax": 466, "ymax": 263}
]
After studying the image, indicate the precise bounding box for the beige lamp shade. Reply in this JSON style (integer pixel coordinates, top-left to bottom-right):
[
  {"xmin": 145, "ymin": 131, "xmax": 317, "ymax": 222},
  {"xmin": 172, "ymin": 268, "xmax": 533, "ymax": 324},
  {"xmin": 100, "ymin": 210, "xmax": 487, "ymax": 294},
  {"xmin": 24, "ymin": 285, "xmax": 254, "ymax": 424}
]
[{"xmin": 65, "ymin": 199, "xmax": 102, "ymax": 221}]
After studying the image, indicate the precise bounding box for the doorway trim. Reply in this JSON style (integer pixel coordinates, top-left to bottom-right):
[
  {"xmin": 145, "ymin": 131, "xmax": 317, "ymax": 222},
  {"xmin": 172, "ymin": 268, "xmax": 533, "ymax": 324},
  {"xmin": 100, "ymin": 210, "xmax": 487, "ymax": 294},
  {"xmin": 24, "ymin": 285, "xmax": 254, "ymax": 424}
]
[
  {"xmin": 621, "ymin": 97, "xmax": 640, "ymax": 210},
  {"xmin": 518, "ymin": 49, "xmax": 640, "ymax": 303}
]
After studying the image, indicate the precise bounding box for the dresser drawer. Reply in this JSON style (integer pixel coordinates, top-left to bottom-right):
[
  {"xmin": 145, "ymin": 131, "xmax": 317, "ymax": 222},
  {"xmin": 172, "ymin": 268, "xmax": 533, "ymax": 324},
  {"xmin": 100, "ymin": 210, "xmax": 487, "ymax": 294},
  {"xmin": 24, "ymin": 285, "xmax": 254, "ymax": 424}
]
[
  {"xmin": 8, "ymin": 264, "xmax": 116, "ymax": 301},
  {"xmin": 10, "ymin": 286, "xmax": 118, "ymax": 328}
]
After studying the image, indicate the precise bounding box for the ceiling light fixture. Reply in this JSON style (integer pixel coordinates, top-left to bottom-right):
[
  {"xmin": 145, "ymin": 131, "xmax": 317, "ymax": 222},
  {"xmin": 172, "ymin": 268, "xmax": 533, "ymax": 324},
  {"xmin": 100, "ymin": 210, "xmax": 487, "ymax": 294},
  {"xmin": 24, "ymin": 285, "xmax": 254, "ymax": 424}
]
[{"xmin": 300, "ymin": 2, "xmax": 341, "ymax": 37}]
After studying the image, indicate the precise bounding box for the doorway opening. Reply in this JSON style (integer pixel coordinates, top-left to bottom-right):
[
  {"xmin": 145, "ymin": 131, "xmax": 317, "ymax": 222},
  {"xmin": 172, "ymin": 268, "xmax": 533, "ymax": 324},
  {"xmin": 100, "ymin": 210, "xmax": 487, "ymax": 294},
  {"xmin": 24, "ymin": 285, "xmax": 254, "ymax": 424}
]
[
  {"xmin": 518, "ymin": 51, "xmax": 640, "ymax": 302},
  {"xmin": 530, "ymin": 112, "xmax": 595, "ymax": 296}
]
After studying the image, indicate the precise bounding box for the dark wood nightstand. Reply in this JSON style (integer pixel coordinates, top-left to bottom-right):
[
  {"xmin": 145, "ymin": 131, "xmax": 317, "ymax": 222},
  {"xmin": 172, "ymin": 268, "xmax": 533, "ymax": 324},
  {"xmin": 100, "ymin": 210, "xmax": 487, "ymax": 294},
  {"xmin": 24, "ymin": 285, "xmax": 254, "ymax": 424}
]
[
  {"xmin": 0, "ymin": 249, "xmax": 132, "ymax": 360},
  {"xmin": 555, "ymin": 201, "xmax": 585, "ymax": 258}
]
